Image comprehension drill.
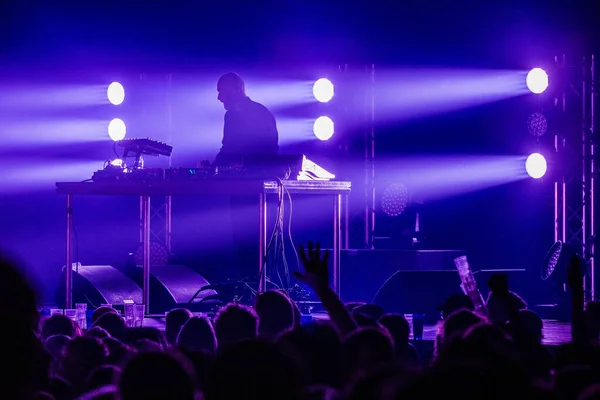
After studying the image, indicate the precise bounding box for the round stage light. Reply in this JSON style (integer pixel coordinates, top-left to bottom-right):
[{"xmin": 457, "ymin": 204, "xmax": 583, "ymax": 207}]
[
  {"xmin": 107, "ymin": 82, "xmax": 125, "ymax": 105},
  {"xmin": 525, "ymin": 153, "xmax": 547, "ymax": 179},
  {"xmin": 313, "ymin": 78, "xmax": 334, "ymax": 103},
  {"xmin": 381, "ymin": 183, "xmax": 410, "ymax": 217},
  {"xmin": 108, "ymin": 118, "xmax": 127, "ymax": 141},
  {"xmin": 313, "ymin": 116, "xmax": 334, "ymax": 141},
  {"xmin": 526, "ymin": 68, "xmax": 548, "ymax": 94}
]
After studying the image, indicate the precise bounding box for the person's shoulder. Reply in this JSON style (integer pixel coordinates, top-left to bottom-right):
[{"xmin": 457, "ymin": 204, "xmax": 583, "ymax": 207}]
[{"xmin": 249, "ymin": 98, "xmax": 274, "ymax": 115}]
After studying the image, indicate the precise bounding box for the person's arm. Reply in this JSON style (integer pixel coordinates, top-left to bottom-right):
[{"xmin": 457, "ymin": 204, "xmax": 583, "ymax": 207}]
[
  {"xmin": 214, "ymin": 112, "xmax": 234, "ymax": 165},
  {"xmin": 295, "ymin": 242, "xmax": 357, "ymax": 335}
]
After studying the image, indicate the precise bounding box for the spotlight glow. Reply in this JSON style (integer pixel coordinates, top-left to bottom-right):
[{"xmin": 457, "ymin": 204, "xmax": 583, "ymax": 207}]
[
  {"xmin": 526, "ymin": 68, "xmax": 548, "ymax": 94},
  {"xmin": 313, "ymin": 116, "xmax": 334, "ymax": 141},
  {"xmin": 525, "ymin": 153, "xmax": 547, "ymax": 179},
  {"xmin": 108, "ymin": 118, "xmax": 127, "ymax": 141},
  {"xmin": 107, "ymin": 82, "xmax": 125, "ymax": 105},
  {"xmin": 313, "ymin": 78, "xmax": 334, "ymax": 103}
]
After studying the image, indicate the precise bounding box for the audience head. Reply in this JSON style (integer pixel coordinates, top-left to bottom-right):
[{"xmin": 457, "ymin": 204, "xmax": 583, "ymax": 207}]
[
  {"xmin": 92, "ymin": 312, "xmax": 126, "ymax": 341},
  {"xmin": 85, "ymin": 364, "xmax": 122, "ymax": 392},
  {"xmin": 84, "ymin": 326, "xmax": 111, "ymax": 339},
  {"xmin": 103, "ymin": 337, "xmax": 137, "ymax": 367},
  {"xmin": 44, "ymin": 333, "xmax": 71, "ymax": 356},
  {"xmin": 214, "ymin": 303, "xmax": 258, "ymax": 348},
  {"xmin": 438, "ymin": 294, "xmax": 475, "ymax": 319},
  {"xmin": 488, "ymin": 273, "xmax": 509, "ymax": 293},
  {"xmin": 41, "ymin": 314, "xmax": 79, "ymax": 339},
  {"xmin": 580, "ymin": 384, "xmax": 600, "ymax": 400},
  {"xmin": 352, "ymin": 304, "xmax": 386, "ymax": 321},
  {"xmin": 123, "ymin": 326, "xmax": 165, "ymax": 348},
  {"xmin": 278, "ymin": 321, "xmax": 343, "ymax": 388},
  {"xmin": 58, "ymin": 336, "xmax": 109, "ymax": 395},
  {"xmin": 131, "ymin": 338, "xmax": 164, "ymax": 353},
  {"xmin": 119, "ymin": 351, "xmax": 197, "ymax": 400},
  {"xmin": 254, "ymin": 290, "xmax": 295, "ymax": 340},
  {"xmin": 379, "ymin": 313, "xmax": 410, "ymax": 346},
  {"xmin": 442, "ymin": 308, "xmax": 485, "ymax": 340},
  {"xmin": 351, "ymin": 310, "xmax": 380, "ymax": 328},
  {"xmin": 210, "ymin": 339, "xmax": 300, "ymax": 400},
  {"xmin": 91, "ymin": 306, "xmax": 119, "ymax": 325},
  {"xmin": 344, "ymin": 327, "xmax": 395, "ymax": 377},
  {"xmin": 516, "ymin": 309, "xmax": 544, "ymax": 343},
  {"xmin": 165, "ymin": 308, "xmax": 193, "ymax": 346},
  {"xmin": 0, "ymin": 254, "xmax": 39, "ymax": 333},
  {"xmin": 177, "ymin": 316, "xmax": 217, "ymax": 353}
]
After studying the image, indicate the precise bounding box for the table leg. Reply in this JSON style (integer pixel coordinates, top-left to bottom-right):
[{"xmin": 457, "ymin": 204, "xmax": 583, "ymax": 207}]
[
  {"xmin": 65, "ymin": 194, "xmax": 73, "ymax": 309},
  {"xmin": 165, "ymin": 196, "xmax": 172, "ymax": 253},
  {"xmin": 259, "ymin": 192, "xmax": 267, "ymax": 293},
  {"xmin": 141, "ymin": 196, "xmax": 151, "ymax": 314},
  {"xmin": 344, "ymin": 194, "xmax": 350, "ymax": 250},
  {"xmin": 333, "ymin": 194, "xmax": 341, "ymax": 295}
]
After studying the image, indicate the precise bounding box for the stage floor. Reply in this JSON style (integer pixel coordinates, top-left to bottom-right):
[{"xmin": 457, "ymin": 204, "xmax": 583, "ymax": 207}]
[{"xmin": 141, "ymin": 313, "xmax": 571, "ymax": 346}]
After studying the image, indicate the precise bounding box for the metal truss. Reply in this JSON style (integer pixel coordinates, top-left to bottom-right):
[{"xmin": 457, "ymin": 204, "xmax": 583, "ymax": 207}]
[
  {"xmin": 554, "ymin": 55, "xmax": 597, "ymax": 300},
  {"xmin": 137, "ymin": 73, "xmax": 173, "ymax": 254},
  {"xmin": 138, "ymin": 196, "xmax": 172, "ymax": 253}
]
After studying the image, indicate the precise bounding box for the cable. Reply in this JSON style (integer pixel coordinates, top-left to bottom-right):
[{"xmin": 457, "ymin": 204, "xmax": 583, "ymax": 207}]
[
  {"xmin": 273, "ymin": 179, "xmax": 286, "ymax": 290},
  {"xmin": 255, "ymin": 179, "xmax": 284, "ymax": 292},
  {"xmin": 284, "ymin": 183, "xmax": 300, "ymax": 279}
]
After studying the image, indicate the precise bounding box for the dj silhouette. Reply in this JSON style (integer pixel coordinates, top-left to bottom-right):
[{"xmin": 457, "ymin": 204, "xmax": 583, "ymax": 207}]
[
  {"xmin": 214, "ymin": 72, "xmax": 279, "ymax": 283},
  {"xmin": 214, "ymin": 72, "xmax": 279, "ymax": 166}
]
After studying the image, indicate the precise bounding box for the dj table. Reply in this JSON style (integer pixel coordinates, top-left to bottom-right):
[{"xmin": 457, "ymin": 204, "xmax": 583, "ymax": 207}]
[{"xmin": 56, "ymin": 179, "xmax": 351, "ymax": 313}]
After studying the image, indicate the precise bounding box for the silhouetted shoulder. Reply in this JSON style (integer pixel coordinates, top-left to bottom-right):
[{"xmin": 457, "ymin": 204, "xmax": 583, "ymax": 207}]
[{"xmin": 247, "ymin": 99, "xmax": 275, "ymax": 119}]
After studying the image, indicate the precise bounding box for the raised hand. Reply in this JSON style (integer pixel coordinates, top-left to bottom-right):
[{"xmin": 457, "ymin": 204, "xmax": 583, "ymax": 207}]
[{"xmin": 294, "ymin": 241, "xmax": 330, "ymax": 291}]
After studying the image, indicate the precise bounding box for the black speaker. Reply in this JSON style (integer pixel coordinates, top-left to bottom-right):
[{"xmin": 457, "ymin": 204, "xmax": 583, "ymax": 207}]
[
  {"xmin": 57, "ymin": 264, "xmax": 218, "ymax": 314},
  {"xmin": 56, "ymin": 265, "xmax": 143, "ymax": 309},
  {"xmin": 149, "ymin": 265, "xmax": 217, "ymax": 313},
  {"xmin": 121, "ymin": 265, "xmax": 218, "ymax": 314},
  {"xmin": 373, "ymin": 270, "xmax": 462, "ymax": 324},
  {"xmin": 337, "ymin": 249, "xmax": 465, "ymax": 305}
]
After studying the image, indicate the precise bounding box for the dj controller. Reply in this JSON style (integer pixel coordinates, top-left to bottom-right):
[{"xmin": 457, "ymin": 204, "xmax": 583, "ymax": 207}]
[{"xmin": 93, "ymin": 138, "xmax": 335, "ymax": 182}]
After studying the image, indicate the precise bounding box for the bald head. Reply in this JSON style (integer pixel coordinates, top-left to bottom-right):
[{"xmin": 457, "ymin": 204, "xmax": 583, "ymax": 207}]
[{"xmin": 217, "ymin": 72, "xmax": 246, "ymax": 110}]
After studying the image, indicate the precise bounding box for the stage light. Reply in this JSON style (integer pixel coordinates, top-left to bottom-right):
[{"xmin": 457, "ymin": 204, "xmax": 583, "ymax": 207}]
[
  {"xmin": 108, "ymin": 118, "xmax": 127, "ymax": 141},
  {"xmin": 526, "ymin": 68, "xmax": 548, "ymax": 94},
  {"xmin": 525, "ymin": 153, "xmax": 547, "ymax": 179},
  {"xmin": 542, "ymin": 241, "xmax": 584, "ymax": 283},
  {"xmin": 109, "ymin": 159, "xmax": 124, "ymax": 167},
  {"xmin": 107, "ymin": 82, "xmax": 125, "ymax": 105},
  {"xmin": 313, "ymin": 78, "xmax": 334, "ymax": 103},
  {"xmin": 527, "ymin": 112, "xmax": 547, "ymax": 137},
  {"xmin": 313, "ymin": 116, "xmax": 334, "ymax": 141},
  {"xmin": 381, "ymin": 182, "xmax": 410, "ymax": 217}
]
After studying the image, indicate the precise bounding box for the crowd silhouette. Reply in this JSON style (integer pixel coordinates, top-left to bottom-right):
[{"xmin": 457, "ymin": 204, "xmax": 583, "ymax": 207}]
[{"xmin": 1, "ymin": 241, "xmax": 598, "ymax": 399}]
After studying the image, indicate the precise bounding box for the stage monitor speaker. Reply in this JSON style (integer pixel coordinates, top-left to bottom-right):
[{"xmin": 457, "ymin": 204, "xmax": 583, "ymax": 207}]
[
  {"xmin": 373, "ymin": 270, "xmax": 462, "ymax": 324},
  {"xmin": 148, "ymin": 265, "xmax": 217, "ymax": 313},
  {"xmin": 337, "ymin": 249, "xmax": 465, "ymax": 305},
  {"xmin": 118, "ymin": 265, "xmax": 218, "ymax": 314},
  {"xmin": 56, "ymin": 265, "xmax": 143, "ymax": 309},
  {"xmin": 370, "ymin": 269, "xmax": 528, "ymax": 325}
]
